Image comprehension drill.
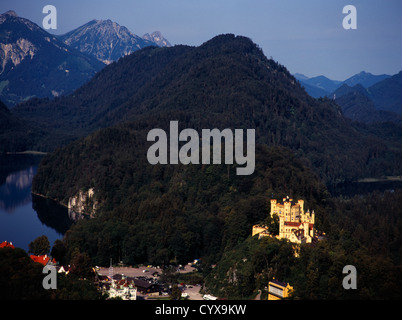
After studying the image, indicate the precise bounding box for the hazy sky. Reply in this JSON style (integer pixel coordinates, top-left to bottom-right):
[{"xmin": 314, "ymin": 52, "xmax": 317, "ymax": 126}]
[{"xmin": 1, "ymin": 0, "xmax": 401, "ymax": 80}]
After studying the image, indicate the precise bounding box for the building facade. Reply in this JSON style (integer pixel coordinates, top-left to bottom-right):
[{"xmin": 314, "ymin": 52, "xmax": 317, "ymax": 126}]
[{"xmin": 268, "ymin": 279, "xmax": 293, "ymax": 300}]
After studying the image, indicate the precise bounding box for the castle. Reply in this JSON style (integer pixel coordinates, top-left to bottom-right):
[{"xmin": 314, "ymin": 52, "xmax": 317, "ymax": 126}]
[{"xmin": 252, "ymin": 196, "xmax": 316, "ymax": 244}]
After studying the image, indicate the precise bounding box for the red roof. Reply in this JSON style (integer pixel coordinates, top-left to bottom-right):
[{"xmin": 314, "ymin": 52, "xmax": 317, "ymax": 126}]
[
  {"xmin": 284, "ymin": 222, "xmax": 301, "ymax": 227},
  {"xmin": 30, "ymin": 255, "xmax": 56, "ymax": 266},
  {"xmin": 0, "ymin": 241, "xmax": 15, "ymax": 249},
  {"xmin": 284, "ymin": 222, "xmax": 314, "ymax": 229}
]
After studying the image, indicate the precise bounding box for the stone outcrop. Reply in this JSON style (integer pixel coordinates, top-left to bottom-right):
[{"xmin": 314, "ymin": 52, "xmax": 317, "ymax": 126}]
[{"xmin": 68, "ymin": 188, "xmax": 98, "ymax": 220}]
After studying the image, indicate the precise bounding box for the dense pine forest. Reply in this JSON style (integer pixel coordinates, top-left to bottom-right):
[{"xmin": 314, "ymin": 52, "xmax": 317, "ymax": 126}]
[{"xmin": 206, "ymin": 190, "xmax": 402, "ymax": 299}]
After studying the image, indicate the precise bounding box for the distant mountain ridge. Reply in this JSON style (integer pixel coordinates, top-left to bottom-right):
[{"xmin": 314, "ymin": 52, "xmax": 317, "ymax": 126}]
[
  {"xmin": 294, "ymin": 71, "xmax": 391, "ymax": 98},
  {"xmin": 295, "ymin": 70, "xmax": 402, "ymax": 124},
  {"xmin": 0, "ymin": 10, "xmax": 105, "ymax": 106},
  {"xmin": 58, "ymin": 19, "xmax": 171, "ymax": 64},
  {"xmin": 0, "ymin": 12, "xmax": 172, "ymax": 106},
  {"xmin": 343, "ymin": 71, "xmax": 390, "ymax": 88},
  {"xmin": 300, "ymin": 75, "xmax": 342, "ymax": 93},
  {"xmin": 334, "ymin": 88, "xmax": 402, "ymax": 124},
  {"xmin": 143, "ymin": 31, "xmax": 171, "ymax": 48},
  {"xmin": 333, "ymin": 71, "xmax": 402, "ymax": 122}
]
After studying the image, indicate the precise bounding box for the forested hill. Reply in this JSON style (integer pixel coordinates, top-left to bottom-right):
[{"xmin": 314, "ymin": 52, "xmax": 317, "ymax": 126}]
[
  {"xmin": 17, "ymin": 34, "xmax": 402, "ymax": 183},
  {"xmin": 12, "ymin": 44, "xmax": 191, "ymax": 134},
  {"xmin": 34, "ymin": 137, "xmax": 328, "ymax": 266},
  {"xmin": 0, "ymin": 99, "xmax": 47, "ymax": 152}
]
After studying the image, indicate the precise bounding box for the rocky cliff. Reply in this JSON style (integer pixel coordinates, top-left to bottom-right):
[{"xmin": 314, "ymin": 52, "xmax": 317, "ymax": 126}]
[{"xmin": 67, "ymin": 188, "xmax": 98, "ymax": 219}]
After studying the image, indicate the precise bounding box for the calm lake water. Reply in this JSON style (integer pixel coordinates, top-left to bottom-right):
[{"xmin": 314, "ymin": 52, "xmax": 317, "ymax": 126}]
[{"xmin": 0, "ymin": 154, "xmax": 72, "ymax": 252}]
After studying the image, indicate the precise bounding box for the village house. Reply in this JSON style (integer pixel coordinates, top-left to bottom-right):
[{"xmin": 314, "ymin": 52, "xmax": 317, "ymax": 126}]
[
  {"xmin": 108, "ymin": 278, "xmax": 137, "ymax": 300},
  {"xmin": 58, "ymin": 265, "xmax": 72, "ymax": 274},
  {"xmin": 29, "ymin": 254, "xmax": 57, "ymax": 266},
  {"xmin": 268, "ymin": 279, "xmax": 294, "ymax": 300},
  {"xmin": 96, "ymin": 274, "xmax": 137, "ymax": 300},
  {"xmin": 0, "ymin": 241, "xmax": 15, "ymax": 249},
  {"xmin": 133, "ymin": 278, "xmax": 160, "ymax": 295}
]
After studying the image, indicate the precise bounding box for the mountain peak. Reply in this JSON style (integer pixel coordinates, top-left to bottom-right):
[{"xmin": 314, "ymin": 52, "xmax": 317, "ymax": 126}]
[
  {"xmin": 343, "ymin": 71, "xmax": 391, "ymax": 89},
  {"xmin": 60, "ymin": 19, "xmax": 171, "ymax": 63},
  {"xmin": 2, "ymin": 10, "xmax": 18, "ymax": 17},
  {"xmin": 0, "ymin": 10, "xmax": 17, "ymax": 24},
  {"xmin": 198, "ymin": 34, "xmax": 261, "ymax": 54},
  {"xmin": 0, "ymin": 12, "xmax": 104, "ymax": 106},
  {"xmin": 294, "ymin": 73, "xmax": 309, "ymax": 81},
  {"xmin": 142, "ymin": 31, "xmax": 171, "ymax": 47}
]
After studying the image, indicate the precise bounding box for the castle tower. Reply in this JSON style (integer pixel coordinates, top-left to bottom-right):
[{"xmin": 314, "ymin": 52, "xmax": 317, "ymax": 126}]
[
  {"xmin": 297, "ymin": 200, "xmax": 304, "ymax": 213},
  {"xmin": 270, "ymin": 199, "xmax": 277, "ymax": 218}
]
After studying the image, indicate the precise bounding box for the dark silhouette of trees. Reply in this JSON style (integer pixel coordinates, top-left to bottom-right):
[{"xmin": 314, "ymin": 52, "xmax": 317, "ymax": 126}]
[{"xmin": 28, "ymin": 235, "xmax": 50, "ymax": 256}]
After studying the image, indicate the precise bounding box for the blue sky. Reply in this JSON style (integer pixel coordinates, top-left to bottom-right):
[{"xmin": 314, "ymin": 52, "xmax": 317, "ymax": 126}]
[{"xmin": 1, "ymin": 0, "xmax": 401, "ymax": 80}]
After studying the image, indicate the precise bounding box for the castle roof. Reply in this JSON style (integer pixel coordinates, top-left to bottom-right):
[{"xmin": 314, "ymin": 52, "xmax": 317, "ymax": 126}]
[
  {"xmin": 270, "ymin": 279, "xmax": 287, "ymax": 288},
  {"xmin": 284, "ymin": 222, "xmax": 301, "ymax": 227},
  {"xmin": 284, "ymin": 222, "xmax": 314, "ymax": 230}
]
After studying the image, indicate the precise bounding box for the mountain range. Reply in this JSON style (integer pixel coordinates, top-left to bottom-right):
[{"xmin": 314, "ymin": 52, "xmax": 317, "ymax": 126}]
[
  {"xmin": 11, "ymin": 34, "xmax": 398, "ymax": 187},
  {"xmin": 294, "ymin": 74, "xmax": 342, "ymax": 95},
  {"xmin": 0, "ymin": 11, "xmax": 171, "ymax": 106},
  {"xmin": 0, "ymin": 10, "xmax": 104, "ymax": 106},
  {"xmin": 342, "ymin": 71, "xmax": 391, "ymax": 88},
  {"xmin": 294, "ymin": 71, "xmax": 402, "ymax": 123},
  {"xmin": 58, "ymin": 19, "xmax": 171, "ymax": 64},
  {"xmin": 332, "ymin": 71, "xmax": 402, "ymax": 123},
  {"xmin": 2, "ymin": 9, "xmax": 400, "ymax": 127},
  {"xmin": 1, "ymin": 12, "xmax": 401, "ymax": 182},
  {"xmin": 294, "ymin": 71, "xmax": 391, "ymax": 99}
]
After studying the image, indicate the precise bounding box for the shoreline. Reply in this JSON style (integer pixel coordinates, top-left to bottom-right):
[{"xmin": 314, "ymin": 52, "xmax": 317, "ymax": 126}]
[
  {"xmin": 6, "ymin": 150, "xmax": 47, "ymax": 155},
  {"xmin": 31, "ymin": 191, "xmax": 68, "ymax": 208},
  {"xmin": 356, "ymin": 176, "xmax": 402, "ymax": 183}
]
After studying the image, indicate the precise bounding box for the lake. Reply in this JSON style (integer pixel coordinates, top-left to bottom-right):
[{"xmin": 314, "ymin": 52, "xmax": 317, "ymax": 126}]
[{"xmin": 0, "ymin": 154, "xmax": 72, "ymax": 252}]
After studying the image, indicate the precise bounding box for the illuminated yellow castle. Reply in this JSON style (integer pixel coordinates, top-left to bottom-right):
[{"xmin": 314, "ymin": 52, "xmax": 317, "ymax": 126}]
[{"xmin": 252, "ymin": 196, "xmax": 316, "ymax": 244}]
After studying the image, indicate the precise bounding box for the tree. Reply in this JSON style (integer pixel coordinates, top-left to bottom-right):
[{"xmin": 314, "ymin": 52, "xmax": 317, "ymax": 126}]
[
  {"xmin": 170, "ymin": 284, "xmax": 182, "ymax": 300},
  {"xmin": 51, "ymin": 239, "xmax": 66, "ymax": 264},
  {"xmin": 0, "ymin": 247, "xmax": 50, "ymax": 299},
  {"xmin": 28, "ymin": 235, "xmax": 50, "ymax": 256},
  {"xmin": 160, "ymin": 266, "xmax": 178, "ymax": 286},
  {"xmin": 70, "ymin": 252, "xmax": 94, "ymax": 279},
  {"xmin": 51, "ymin": 275, "xmax": 106, "ymax": 300},
  {"xmin": 267, "ymin": 214, "xmax": 280, "ymax": 236}
]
